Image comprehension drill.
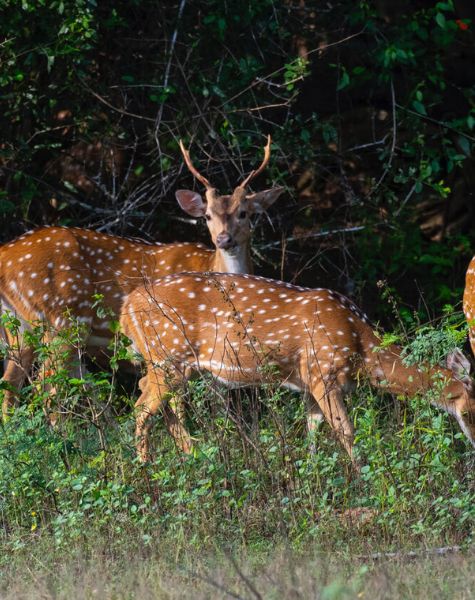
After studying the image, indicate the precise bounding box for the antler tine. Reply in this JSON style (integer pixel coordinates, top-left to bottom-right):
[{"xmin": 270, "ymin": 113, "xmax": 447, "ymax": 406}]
[
  {"xmin": 240, "ymin": 134, "xmax": 272, "ymax": 189},
  {"xmin": 179, "ymin": 139, "xmax": 212, "ymax": 189}
]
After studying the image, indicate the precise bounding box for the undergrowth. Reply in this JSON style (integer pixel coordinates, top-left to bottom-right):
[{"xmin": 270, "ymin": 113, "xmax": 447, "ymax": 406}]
[{"xmin": 0, "ymin": 309, "xmax": 474, "ymax": 569}]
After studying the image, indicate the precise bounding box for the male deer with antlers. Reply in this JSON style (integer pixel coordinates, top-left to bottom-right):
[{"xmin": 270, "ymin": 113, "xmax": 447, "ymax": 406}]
[
  {"xmin": 0, "ymin": 137, "xmax": 283, "ymax": 417},
  {"xmin": 120, "ymin": 272, "xmax": 475, "ymax": 463}
]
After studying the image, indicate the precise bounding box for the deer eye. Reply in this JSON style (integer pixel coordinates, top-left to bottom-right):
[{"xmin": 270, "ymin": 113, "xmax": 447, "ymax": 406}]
[
  {"xmin": 205, "ymin": 214, "xmax": 212, "ymax": 221},
  {"xmin": 238, "ymin": 211, "xmax": 247, "ymax": 219}
]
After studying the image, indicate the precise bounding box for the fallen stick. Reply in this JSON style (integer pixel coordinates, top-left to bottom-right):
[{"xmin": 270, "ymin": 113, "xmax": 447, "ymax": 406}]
[{"xmin": 358, "ymin": 545, "xmax": 462, "ymax": 561}]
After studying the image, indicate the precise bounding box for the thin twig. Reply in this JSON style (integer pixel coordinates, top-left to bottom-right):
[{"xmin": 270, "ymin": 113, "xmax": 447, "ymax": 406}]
[
  {"xmin": 395, "ymin": 180, "xmax": 418, "ymax": 216},
  {"xmin": 224, "ymin": 549, "xmax": 263, "ymax": 600},
  {"xmin": 346, "ymin": 136, "xmax": 389, "ymax": 152},
  {"xmin": 396, "ymin": 104, "xmax": 475, "ymax": 141},
  {"xmin": 357, "ymin": 545, "xmax": 462, "ymax": 561},
  {"xmin": 76, "ymin": 73, "xmax": 155, "ymax": 122},
  {"xmin": 219, "ymin": 28, "xmax": 367, "ymax": 108},
  {"xmin": 366, "ymin": 79, "xmax": 396, "ymax": 198},
  {"xmin": 259, "ymin": 225, "xmax": 366, "ymax": 249},
  {"xmin": 230, "ymin": 100, "xmax": 294, "ymax": 113},
  {"xmin": 154, "ymin": 0, "xmax": 187, "ymax": 151},
  {"xmin": 186, "ymin": 569, "xmax": 247, "ymax": 600}
]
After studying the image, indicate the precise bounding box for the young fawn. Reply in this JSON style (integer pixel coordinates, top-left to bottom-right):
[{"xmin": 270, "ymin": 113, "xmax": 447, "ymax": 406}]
[
  {"xmin": 120, "ymin": 272, "xmax": 475, "ymax": 463},
  {"xmin": 0, "ymin": 137, "xmax": 283, "ymax": 417}
]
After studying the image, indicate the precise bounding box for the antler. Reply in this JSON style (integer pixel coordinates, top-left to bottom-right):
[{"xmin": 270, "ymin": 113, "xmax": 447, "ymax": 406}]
[
  {"xmin": 179, "ymin": 140, "xmax": 212, "ymax": 189},
  {"xmin": 240, "ymin": 135, "xmax": 272, "ymax": 189}
]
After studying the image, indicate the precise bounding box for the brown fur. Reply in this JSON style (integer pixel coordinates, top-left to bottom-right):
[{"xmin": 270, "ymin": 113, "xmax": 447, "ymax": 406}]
[
  {"xmin": 0, "ymin": 185, "xmax": 283, "ymax": 417},
  {"xmin": 120, "ymin": 273, "xmax": 475, "ymax": 462},
  {"xmin": 463, "ymin": 255, "xmax": 475, "ymax": 356}
]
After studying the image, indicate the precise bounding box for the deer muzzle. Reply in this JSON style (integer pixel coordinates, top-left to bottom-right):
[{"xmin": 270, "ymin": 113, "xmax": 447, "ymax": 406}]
[{"xmin": 216, "ymin": 232, "xmax": 234, "ymax": 250}]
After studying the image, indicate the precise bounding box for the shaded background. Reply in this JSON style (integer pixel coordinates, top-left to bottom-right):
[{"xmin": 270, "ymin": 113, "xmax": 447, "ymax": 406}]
[{"xmin": 1, "ymin": 0, "xmax": 474, "ymax": 324}]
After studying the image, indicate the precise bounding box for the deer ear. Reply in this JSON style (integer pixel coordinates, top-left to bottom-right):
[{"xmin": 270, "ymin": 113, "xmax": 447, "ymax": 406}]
[
  {"xmin": 447, "ymin": 348, "xmax": 472, "ymax": 385},
  {"xmin": 246, "ymin": 187, "xmax": 285, "ymax": 214},
  {"xmin": 175, "ymin": 190, "xmax": 207, "ymax": 217}
]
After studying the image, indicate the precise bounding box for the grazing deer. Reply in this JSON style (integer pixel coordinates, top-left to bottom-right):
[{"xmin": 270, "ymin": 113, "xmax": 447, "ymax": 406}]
[
  {"xmin": 0, "ymin": 137, "xmax": 284, "ymax": 417},
  {"xmin": 119, "ymin": 272, "xmax": 475, "ymax": 463},
  {"xmin": 463, "ymin": 256, "xmax": 475, "ymax": 356}
]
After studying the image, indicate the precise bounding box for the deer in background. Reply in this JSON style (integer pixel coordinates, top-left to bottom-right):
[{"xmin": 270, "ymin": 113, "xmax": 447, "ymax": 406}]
[
  {"xmin": 0, "ymin": 137, "xmax": 284, "ymax": 417},
  {"xmin": 119, "ymin": 272, "xmax": 475, "ymax": 463},
  {"xmin": 463, "ymin": 256, "xmax": 475, "ymax": 356}
]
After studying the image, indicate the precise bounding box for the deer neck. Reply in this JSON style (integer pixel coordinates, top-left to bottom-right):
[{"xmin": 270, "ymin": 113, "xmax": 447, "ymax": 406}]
[
  {"xmin": 209, "ymin": 243, "xmax": 252, "ymax": 274},
  {"xmin": 369, "ymin": 343, "xmax": 464, "ymax": 403}
]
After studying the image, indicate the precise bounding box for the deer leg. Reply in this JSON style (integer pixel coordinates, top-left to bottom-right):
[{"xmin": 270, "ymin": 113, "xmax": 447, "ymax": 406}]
[
  {"xmin": 164, "ymin": 366, "xmax": 194, "ymax": 454},
  {"xmin": 469, "ymin": 329, "xmax": 475, "ymax": 361},
  {"xmin": 310, "ymin": 380, "xmax": 357, "ymax": 466},
  {"xmin": 305, "ymin": 395, "xmax": 325, "ymax": 454},
  {"xmin": 163, "ymin": 400, "xmax": 193, "ymax": 454},
  {"xmin": 135, "ymin": 370, "xmax": 192, "ymax": 462},
  {"xmin": 138, "ymin": 374, "xmax": 149, "ymax": 393},
  {"xmin": 138, "ymin": 372, "xmax": 191, "ymax": 454},
  {"xmin": 135, "ymin": 372, "xmax": 168, "ymax": 463},
  {"xmin": 2, "ymin": 346, "xmax": 35, "ymax": 420}
]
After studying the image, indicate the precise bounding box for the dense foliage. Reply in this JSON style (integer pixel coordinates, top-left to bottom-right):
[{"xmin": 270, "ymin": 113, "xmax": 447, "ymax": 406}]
[{"xmin": 1, "ymin": 0, "xmax": 473, "ymax": 317}]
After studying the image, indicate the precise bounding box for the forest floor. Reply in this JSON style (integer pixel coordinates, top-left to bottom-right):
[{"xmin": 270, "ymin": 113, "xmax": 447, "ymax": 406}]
[{"xmin": 1, "ymin": 533, "xmax": 473, "ymax": 599}]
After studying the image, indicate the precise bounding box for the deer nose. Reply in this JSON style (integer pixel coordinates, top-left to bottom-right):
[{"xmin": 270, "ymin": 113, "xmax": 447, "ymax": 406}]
[{"xmin": 216, "ymin": 232, "xmax": 233, "ymax": 249}]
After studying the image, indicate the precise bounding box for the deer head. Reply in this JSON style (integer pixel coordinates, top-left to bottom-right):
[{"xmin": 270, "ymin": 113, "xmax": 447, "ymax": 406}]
[
  {"xmin": 446, "ymin": 348, "xmax": 475, "ymax": 446},
  {"xmin": 175, "ymin": 136, "xmax": 284, "ymax": 252}
]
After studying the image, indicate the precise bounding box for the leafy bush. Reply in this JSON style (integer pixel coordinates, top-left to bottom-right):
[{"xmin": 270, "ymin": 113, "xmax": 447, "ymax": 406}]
[{"xmin": 0, "ymin": 312, "xmax": 473, "ymax": 552}]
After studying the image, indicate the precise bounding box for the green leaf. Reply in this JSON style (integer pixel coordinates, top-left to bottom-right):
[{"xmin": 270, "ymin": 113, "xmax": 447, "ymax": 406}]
[
  {"xmin": 337, "ymin": 70, "xmax": 350, "ymax": 90},
  {"xmin": 436, "ymin": 1, "xmax": 453, "ymax": 11},
  {"xmin": 457, "ymin": 136, "xmax": 471, "ymax": 157},
  {"xmin": 412, "ymin": 100, "xmax": 427, "ymax": 115},
  {"xmin": 46, "ymin": 54, "xmax": 55, "ymax": 73},
  {"xmin": 0, "ymin": 199, "xmax": 15, "ymax": 214},
  {"xmin": 435, "ymin": 13, "xmax": 446, "ymax": 28},
  {"xmin": 109, "ymin": 320, "xmax": 120, "ymax": 334},
  {"xmin": 416, "ymin": 27, "xmax": 428, "ymax": 41},
  {"xmin": 217, "ymin": 18, "xmax": 226, "ymax": 33}
]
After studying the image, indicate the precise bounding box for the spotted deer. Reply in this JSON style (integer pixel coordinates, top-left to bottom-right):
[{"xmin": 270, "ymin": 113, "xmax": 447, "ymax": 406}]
[
  {"xmin": 0, "ymin": 137, "xmax": 284, "ymax": 417},
  {"xmin": 463, "ymin": 256, "xmax": 475, "ymax": 356},
  {"xmin": 120, "ymin": 272, "xmax": 475, "ymax": 463}
]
